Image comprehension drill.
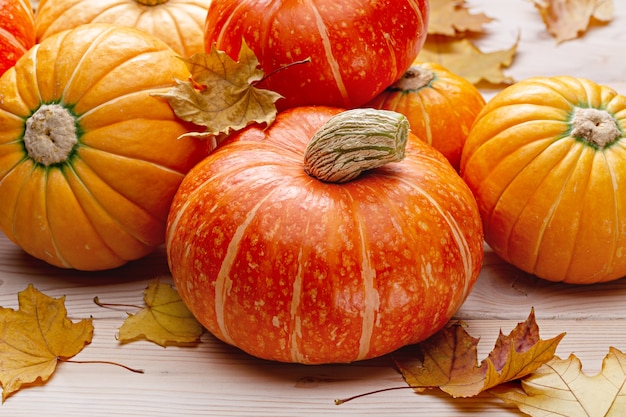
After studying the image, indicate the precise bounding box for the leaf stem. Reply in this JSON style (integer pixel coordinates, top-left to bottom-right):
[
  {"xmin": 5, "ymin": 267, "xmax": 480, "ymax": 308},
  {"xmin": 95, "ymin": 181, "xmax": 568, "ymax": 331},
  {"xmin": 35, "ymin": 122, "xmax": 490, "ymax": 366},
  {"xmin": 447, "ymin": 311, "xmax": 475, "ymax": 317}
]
[
  {"xmin": 93, "ymin": 296, "xmax": 142, "ymax": 310},
  {"xmin": 335, "ymin": 386, "xmax": 421, "ymax": 405},
  {"xmin": 62, "ymin": 359, "xmax": 145, "ymax": 374},
  {"xmin": 254, "ymin": 57, "xmax": 311, "ymax": 86}
]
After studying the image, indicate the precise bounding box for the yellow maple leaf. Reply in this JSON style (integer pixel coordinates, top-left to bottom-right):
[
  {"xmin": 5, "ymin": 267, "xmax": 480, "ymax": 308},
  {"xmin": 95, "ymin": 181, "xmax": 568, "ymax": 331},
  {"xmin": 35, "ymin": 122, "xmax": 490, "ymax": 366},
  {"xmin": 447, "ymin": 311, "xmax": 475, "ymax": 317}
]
[
  {"xmin": 492, "ymin": 347, "xmax": 626, "ymax": 416},
  {"xmin": 155, "ymin": 40, "xmax": 283, "ymax": 146},
  {"xmin": 416, "ymin": 36, "xmax": 518, "ymax": 85},
  {"xmin": 534, "ymin": 0, "xmax": 614, "ymax": 44},
  {"xmin": 0, "ymin": 285, "xmax": 93, "ymax": 402},
  {"xmin": 117, "ymin": 280, "xmax": 204, "ymax": 347},
  {"xmin": 394, "ymin": 309, "xmax": 565, "ymax": 398},
  {"xmin": 428, "ymin": 0, "xmax": 494, "ymax": 36}
]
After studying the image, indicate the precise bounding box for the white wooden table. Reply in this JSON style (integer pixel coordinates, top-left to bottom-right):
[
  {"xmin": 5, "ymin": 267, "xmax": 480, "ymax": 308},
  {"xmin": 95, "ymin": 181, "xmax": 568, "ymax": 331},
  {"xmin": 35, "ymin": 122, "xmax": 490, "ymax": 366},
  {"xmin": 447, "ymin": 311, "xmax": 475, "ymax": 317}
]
[{"xmin": 2, "ymin": 1, "xmax": 626, "ymax": 415}]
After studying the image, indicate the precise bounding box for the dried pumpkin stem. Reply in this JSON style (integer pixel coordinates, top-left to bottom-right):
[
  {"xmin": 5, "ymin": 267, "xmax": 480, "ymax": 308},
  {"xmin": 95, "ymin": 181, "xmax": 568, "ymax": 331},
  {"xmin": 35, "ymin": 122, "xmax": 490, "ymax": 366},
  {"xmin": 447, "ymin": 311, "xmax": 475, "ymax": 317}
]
[
  {"xmin": 134, "ymin": 0, "xmax": 168, "ymax": 5},
  {"xmin": 389, "ymin": 65, "xmax": 435, "ymax": 91},
  {"xmin": 23, "ymin": 104, "xmax": 78, "ymax": 166},
  {"xmin": 570, "ymin": 107, "xmax": 622, "ymax": 148},
  {"xmin": 303, "ymin": 108, "xmax": 409, "ymax": 183}
]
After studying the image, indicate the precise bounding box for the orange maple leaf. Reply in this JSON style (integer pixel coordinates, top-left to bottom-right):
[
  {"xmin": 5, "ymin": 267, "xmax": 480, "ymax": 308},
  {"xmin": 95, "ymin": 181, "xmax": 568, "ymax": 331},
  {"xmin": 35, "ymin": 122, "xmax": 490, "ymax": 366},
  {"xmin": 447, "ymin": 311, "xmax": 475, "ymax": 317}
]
[{"xmin": 394, "ymin": 309, "xmax": 565, "ymax": 398}]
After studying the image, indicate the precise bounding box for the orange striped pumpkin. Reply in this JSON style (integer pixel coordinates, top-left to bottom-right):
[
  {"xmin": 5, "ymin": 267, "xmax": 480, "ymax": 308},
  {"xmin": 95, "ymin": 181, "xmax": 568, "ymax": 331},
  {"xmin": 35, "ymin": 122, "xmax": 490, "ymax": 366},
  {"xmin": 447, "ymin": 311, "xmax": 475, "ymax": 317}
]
[
  {"xmin": 0, "ymin": 24, "xmax": 207, "ymax": 271},
  {"xmin": 35, "ymin": 0, "xmax": 211, "ymax": 57},
  {"xmin": 166, "ymin": 106, "xmax": 484, "ymax": 364},
  {"xmin": 366, "ymin": 62, "xmax": 486, "ymax": 171},
  {"xmin": 0, "ymin": 0, "xmax": 35, "ymax": 75},
  {"xmin": 204, "ymin": 0, "xmax": 429, "ymax": 110}
]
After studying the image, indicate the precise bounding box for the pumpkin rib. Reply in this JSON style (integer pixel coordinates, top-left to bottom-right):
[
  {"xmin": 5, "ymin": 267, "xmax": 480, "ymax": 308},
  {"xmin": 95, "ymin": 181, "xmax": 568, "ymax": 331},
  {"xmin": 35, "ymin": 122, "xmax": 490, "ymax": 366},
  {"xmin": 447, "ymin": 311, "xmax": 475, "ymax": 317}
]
[
  {"xmin": 484, "ymin": 135, "xmax": 568, "ymax": 258},
  {"xmin": 565, "ymin": 151, "xmax": 617, "ymax": 282},
  {"xmin": 63, "ymin": 50, "xmax": 170, "ymax": 110},
  {"xmin": 526, "ymin": 142, "xmax": 587, "ymax": 278},
  {"xmin": 61, "ymin": 158, "xmax": 163, "ymax": 248}
]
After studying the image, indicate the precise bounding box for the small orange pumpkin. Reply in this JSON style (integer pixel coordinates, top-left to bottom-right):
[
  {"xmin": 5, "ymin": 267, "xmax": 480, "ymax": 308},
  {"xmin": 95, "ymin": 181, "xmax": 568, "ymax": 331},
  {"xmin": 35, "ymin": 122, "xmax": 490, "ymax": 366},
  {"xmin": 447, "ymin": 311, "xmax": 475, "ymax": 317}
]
[
  {"xmin": 365, "ymin": 62, "xmax": 486, "ymax": 171},
  {"xmin": 0, "ymin": 24, "xmax": 207, "ymax": 271},
  {"xmin": 166, "ymin": 106, "xmax": 484, "ymax": 364},
  {"xmin": 34, "ymin": 0, "xmax": 211, "ymax": 56},
  {"xmin": 461, "ymin": 75, "xmax": 626, "ymax": 284}
]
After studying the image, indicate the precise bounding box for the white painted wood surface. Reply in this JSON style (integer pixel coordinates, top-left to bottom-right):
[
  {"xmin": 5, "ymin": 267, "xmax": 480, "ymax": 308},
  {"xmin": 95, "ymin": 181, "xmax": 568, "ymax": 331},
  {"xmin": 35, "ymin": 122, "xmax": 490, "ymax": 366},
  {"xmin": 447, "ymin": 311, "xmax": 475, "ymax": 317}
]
[{"xmin": 2, "ymin": 1, "xmax": 626, "ymax": 415}]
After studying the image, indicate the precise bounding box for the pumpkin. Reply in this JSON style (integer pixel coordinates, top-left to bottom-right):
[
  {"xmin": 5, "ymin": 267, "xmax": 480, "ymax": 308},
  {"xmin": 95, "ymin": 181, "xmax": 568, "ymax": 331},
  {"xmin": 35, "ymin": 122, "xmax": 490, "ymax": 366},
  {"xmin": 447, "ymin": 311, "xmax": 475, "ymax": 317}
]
[
  {"xmin": 460, "ymin": 75, "xmax": 626, "ymax": 284},
  {"xmin": 166, "ymin": 106, "xmax": 484, "ymax": 364},
  {"xmin": 0, "ymin": 0, "xmax": 35, "ymax": 75},
  {"xmin": 0, "ymin": 23, "xmax": 208, "ymax": 271},
  {"xmin": 365, "ymin": 62, "xmax": 486, "ymax": 171},
  {"xmin": 34, "ymin": 0, "xmax": 211, "ymax": 57},
  {"xmin": 204, "ymin": 0, "xmax": 429, "ymax": 111}
]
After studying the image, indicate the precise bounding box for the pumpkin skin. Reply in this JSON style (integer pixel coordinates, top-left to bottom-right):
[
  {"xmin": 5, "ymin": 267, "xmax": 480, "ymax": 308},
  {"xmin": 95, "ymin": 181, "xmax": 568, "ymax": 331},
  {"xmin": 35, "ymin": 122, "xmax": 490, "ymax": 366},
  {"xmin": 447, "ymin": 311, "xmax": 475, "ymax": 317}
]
[
  {"xmin": 365, "ymin": 62, "xmax": 486, "ymax": 171},
  {"xmin": 461, "ymin": 76, "xmax": 626, "ymax": 284},
  {"xmin": 0, "ymin": 0, "xmax": 35, "ymax": 75},
  {"xmin": 34, "ymin": 0, "xmax": 211, "ymax": 56},
  {"xmin": 0, "ymin": 24, "xmax": 208, "ymax": 271},
  {"xmin": 166, "ymin": 106, "xmax": 484, "ymax": 364},
  {"xmin": 204, "ymin": 0, "xmax": 429, "ymax": 111}
]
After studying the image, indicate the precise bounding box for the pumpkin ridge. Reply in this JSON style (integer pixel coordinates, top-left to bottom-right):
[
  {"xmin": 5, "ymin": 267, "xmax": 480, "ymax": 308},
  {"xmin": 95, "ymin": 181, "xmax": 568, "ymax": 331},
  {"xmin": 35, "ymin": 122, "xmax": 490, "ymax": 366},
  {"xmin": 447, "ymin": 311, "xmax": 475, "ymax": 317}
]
[
  {"xmin": 60, "ymin": 159, "xmax": 162, "ymax": 249},
  {"xmin": 525, "ymin": 144, "xmax": 587, "ymax": 277},
  {"xmin": 305, "ymin": 0, "xmax": 349, "ymax": 106},
  {"xmin": 214, "ymin": 186, "xmax": 281, "ymax": 346},
  {"xmin": 562, "ymin": 151, "xmax": 617, "ymax": 282},
  {"xmin": 484, "ymin": 137, "xmax": 562, "ymax": 253}
]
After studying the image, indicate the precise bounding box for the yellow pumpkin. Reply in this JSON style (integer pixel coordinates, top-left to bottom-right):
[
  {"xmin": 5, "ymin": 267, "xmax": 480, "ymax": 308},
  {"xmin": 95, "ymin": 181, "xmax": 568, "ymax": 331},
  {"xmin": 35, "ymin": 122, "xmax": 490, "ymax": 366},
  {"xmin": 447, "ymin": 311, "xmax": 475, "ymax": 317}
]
[
  {"xmin": 0, "ymin": 23, "xmax": 207, "ymax": 271},
  {"xmin": 34, "ymin": 0, "xmax": 211, "ymax": 57},
  {"xmin": 461, "ymin": 75, "xmax": 626, "ymax": 284}
]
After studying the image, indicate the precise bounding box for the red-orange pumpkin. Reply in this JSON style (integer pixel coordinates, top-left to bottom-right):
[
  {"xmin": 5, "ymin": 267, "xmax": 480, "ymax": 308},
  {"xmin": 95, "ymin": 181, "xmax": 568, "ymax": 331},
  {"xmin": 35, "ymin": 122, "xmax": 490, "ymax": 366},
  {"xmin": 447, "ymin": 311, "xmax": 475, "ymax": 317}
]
[
  {"xmin": 35, "ymin": 0, "xmax": 211, "ymax": 57},
  {"xmin": 0, "ymin": 0, "xmax": 35, "ymax": 75},
  {"xmin": 204, "ymin": 0, "xmax": 429, "ymax": 110},
  {"xmin": 166, "ymin": 106, "xmax": 484, "ymax": 364},
  {"xmin": 365, "ymin": 62, "xmax": 486, "ymax": 171},
  {"xmin": 0, "ymin": 24, "xmax": 207, "ymax": 271}
]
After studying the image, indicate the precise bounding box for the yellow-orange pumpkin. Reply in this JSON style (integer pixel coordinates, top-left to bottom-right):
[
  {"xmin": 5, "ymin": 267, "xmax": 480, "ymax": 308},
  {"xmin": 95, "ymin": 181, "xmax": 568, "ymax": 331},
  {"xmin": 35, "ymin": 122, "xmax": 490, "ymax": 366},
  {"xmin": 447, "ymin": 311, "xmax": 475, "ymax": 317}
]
[
  {"xmin": 166, "ymin": 106, "xmax": 484, "ymax": 364},
  {"xmin": 461, "ymin": 75, "xmax": 626, "ymax": 284},
  {"xmin": 365, "ymin": 62, "xmax": 486, "ymax": 171},
  {"xmin": 35, "ymin": 0, "xmax": 211, "ymax": 57},
  {"xmin": 0, "ymin": 23, "xmax": 207, "ymax": 271}
]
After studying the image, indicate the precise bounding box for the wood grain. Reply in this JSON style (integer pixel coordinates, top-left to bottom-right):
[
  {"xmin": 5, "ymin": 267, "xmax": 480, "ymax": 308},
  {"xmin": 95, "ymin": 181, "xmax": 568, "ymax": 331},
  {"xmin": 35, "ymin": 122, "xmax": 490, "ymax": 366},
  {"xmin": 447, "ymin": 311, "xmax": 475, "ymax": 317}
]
[{"xmin": 2, "ymin": 0, "xmax": 626, "ymax": 415}]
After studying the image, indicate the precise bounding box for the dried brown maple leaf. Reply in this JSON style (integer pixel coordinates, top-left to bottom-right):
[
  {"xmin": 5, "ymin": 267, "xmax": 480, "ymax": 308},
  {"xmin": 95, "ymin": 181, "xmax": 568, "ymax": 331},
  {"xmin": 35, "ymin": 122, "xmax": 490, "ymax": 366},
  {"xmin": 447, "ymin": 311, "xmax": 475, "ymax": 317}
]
[
  {"xmin": 113, "ymin": 280, "xmax": 204, "ymax": 347},
  {"xmin": 416, "ymin": 36, "xmax": 518, "ymax": 85},
  {"xmin": 0, "ymin": 285, "xmax": 94, "ymax": 402},
  {"xmin": 394, "ymin": 309, "xmax": 565, "ymax": 398},
  {"xmin": 491, "ymin": 347, "xmax": 626, "ymax": 416},
  {"xmin": 534, "ymin": 0, "xmax": 614, "ymax": 43},
  {"xmin": 155, "ymin": 40, "xmax": 283, "ymax": 148},
  {"xmin": 428, "ymin": 0, "xmax": 494, "ymax": 36}
]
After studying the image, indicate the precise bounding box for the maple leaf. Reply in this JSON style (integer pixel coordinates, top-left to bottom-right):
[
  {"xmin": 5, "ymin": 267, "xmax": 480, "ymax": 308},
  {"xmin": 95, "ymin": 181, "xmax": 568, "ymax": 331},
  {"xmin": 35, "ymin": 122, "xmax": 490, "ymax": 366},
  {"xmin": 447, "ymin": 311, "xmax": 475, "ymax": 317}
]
[
  {"xmin": 0, "ymin": 285, "xmax": 93, "ymax": 402},
  {"xmin": 491, "ymin": 347, "xmax": 626, "ymax": 416},
  {"xmin": 394, "ymin": 309, "xmax": 565, "ymax": 398},
  {"xmin": 416, "ymin": 36, "xmax": 518, "ymax": 85},
  {"xmin": 155, "ymin": 40, "xmax": 283, "ymax": 146},
  {"xmin": 428, "ymin": 0, "xmax": 494, "ymax": 36},
  {"xmin": 534, "ymin": 0, "xmax": 614, "ymax": 44},
  {"xmin": 116, "ymin": 280, "xmax": 204, "ymax": 347}
]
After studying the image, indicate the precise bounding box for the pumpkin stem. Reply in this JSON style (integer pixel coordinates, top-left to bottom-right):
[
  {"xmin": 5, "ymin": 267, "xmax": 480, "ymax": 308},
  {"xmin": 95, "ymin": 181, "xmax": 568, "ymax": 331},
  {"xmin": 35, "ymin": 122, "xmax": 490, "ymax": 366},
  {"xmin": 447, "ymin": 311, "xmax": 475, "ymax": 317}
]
[
  {"xmin": 303, "ymin": 108, "xmax": 409, "ymax": 183},
  {"xmin": 134, "ymin": 0, "xmax": 168, "ymax": 5},
  {"xmin": 570, "ymin": 107, "xmax": 622, "ymax": 148},
  {"xmin": 23, "ymin": 104, "xmax": 78, "ymax": 166},
  {"xmin": 388, "ymin": 65, "xmax": 435, "ymax": 91}
]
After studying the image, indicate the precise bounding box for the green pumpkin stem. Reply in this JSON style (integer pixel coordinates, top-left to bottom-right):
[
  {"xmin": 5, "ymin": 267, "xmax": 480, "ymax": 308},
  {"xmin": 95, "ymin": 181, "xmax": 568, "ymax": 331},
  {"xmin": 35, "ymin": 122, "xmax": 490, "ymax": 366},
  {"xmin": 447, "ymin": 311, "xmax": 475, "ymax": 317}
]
[{"xmin": 303, "ymin": 108, "xmax": 409, "ymax": 183}]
